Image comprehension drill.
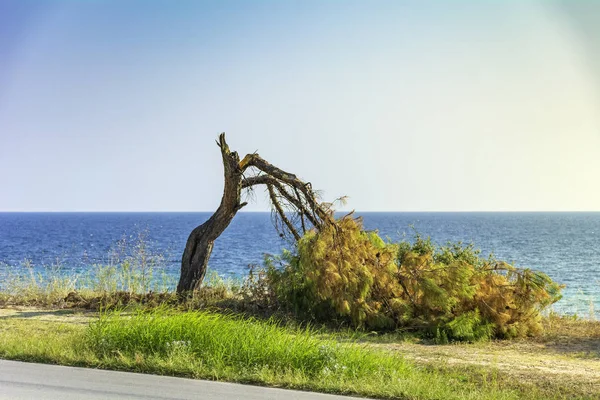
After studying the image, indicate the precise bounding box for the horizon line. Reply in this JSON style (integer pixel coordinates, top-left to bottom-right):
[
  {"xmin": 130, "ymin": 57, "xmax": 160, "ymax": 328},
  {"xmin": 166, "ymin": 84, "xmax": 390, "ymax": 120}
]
[{"xmin": 1, "ymin": 210, "xmax": 600, "ymax": 213}]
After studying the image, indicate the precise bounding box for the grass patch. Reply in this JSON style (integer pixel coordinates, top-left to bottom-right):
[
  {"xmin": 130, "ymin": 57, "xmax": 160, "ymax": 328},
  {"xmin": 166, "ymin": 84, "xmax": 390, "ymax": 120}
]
[
  {"xmin": 0, "ymin": 233, "xmax": 177, "ymax": 307},
  {"xmin": 83, "ymin": 308, "xmax": 524, "ymax": 399},
  {"xmin": 0, "ymin": 308, "xmax": 527, "ymax": 400}
]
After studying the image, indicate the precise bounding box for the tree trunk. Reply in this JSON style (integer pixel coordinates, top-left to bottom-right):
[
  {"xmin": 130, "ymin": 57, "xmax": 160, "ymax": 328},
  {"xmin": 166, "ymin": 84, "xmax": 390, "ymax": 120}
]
[{"xmin": 176, "ymin": 134, "xmax": 247, "ymax": 295}]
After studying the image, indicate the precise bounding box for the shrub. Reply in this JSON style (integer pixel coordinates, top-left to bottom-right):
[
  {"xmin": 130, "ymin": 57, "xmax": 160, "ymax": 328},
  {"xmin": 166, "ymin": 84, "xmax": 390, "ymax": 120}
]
[
  {"xmin": 268, "ymin": 217, "xmax": 400, "ymax": 329},
  {"xmin": 267, "ymin": 215, "xmax": 563, "ymax": 340},
  {"xmin": 397, "ymin": 234, "xmax": 562, "ymax": 339}
]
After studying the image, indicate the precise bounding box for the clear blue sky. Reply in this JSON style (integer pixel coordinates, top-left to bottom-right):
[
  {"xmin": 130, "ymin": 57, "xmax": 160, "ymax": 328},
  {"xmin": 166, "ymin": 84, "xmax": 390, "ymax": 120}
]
[{"xmin": 1, "ymin": 1, "xmax": 599, "ymax": 212}]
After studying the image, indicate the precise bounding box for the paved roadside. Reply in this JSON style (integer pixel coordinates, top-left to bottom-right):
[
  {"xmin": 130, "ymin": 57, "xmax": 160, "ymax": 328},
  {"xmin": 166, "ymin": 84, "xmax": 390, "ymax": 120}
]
[{"xmin": 0, "ymin": 360, "xmax": 368, "ymax": 400}]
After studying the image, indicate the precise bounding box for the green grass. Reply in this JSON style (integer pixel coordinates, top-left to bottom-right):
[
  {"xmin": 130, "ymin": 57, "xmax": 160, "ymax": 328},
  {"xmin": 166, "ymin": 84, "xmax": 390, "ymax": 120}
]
[
  {"xmin": 0, "ymin": 308, "xmax": 529, "ymax": 400},
  {"xmin": 3, "ymin": 308, "xmax": 599, "ymax": 399},
  {"xmin": 84, "ymin": 309, "xmax": 526, "ymax": 399}
]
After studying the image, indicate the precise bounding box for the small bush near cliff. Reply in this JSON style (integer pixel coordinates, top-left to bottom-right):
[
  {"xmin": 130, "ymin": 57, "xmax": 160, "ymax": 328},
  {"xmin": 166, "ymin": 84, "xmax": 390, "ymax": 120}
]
[{"xmin": 267, "ymin": 215, "xmax": 563, "ymax": 340}]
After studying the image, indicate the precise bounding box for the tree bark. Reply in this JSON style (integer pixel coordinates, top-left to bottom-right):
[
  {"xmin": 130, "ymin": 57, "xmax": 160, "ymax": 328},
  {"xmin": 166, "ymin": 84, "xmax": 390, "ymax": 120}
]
[{"xmin": 176, "ymin": 134, "xmax": 247, "ymax": 295}]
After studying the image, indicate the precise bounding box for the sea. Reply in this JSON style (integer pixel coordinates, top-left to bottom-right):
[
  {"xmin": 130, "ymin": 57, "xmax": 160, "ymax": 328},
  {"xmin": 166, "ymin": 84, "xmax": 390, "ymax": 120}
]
[{"xmin": 0, "ymin": 212, "xmax": 598, "ymax": 315}]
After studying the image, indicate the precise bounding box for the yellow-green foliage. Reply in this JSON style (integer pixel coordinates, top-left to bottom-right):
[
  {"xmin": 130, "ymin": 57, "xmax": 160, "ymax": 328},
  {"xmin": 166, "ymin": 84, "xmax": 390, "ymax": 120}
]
[
  {"xmin": 269, "ymin": 216, "xmax": 563, "ymax": 340},
  {"xmin": 296, "ymin": 217, "xmax": 399, "ymax": 328},
  {"xmin": 397, "ymin": 236, "xmax": 563, "ymax": 339}
]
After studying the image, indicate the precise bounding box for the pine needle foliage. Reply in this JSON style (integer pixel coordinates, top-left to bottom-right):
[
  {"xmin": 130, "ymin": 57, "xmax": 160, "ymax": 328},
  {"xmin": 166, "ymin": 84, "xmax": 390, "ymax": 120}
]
[{"xmin": 268, "ymin": 216, "xmax": 563, "ymax": 340}]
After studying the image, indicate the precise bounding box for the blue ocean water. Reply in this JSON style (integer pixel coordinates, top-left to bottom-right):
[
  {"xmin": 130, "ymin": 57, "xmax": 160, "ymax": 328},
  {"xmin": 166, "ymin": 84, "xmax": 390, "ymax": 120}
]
[{"xmin": 0, "ymin": 212, "xmax": 598, "ymax": 314}]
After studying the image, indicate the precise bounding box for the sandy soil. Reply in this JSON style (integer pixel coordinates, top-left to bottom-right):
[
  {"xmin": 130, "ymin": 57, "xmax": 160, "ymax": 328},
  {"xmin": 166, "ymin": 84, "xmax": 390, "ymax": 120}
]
[
  {"xmin": 0, "ymin": 306, "xmax": 95, "ymax": 324},
  {"xmin": 372, "ymin": 339, "xmax": 600, "ymax": 394}
]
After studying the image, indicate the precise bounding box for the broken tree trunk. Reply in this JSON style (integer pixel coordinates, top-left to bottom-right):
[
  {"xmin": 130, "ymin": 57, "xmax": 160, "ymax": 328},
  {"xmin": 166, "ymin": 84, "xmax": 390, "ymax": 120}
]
[
  {"xmin": 176, "ymin": 134, "xmax": 247, "ymax": 294},
  {"xmin": 177, "ymin": 133, "xmax": 333, "ymax": 297}
]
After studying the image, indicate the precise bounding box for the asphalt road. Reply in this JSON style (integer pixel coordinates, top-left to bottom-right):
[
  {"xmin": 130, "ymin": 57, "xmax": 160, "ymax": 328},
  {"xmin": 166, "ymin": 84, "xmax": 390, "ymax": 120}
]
[{"xmin": 0, "ymin": 360, "xmax": 368, "ymax": 400}]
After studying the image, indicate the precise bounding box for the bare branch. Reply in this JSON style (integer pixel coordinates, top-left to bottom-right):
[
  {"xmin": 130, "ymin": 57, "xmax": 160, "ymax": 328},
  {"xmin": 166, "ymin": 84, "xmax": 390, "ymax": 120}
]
[
  {"xmin": 267, "ymin": 184, "xmax": 301, "ymax": 241},
  {"xmin": 244, "ymin": 155, "xmax": 325, "ymax": 216},
  {"xmin": 242, "ymin": 175, "xmax": 321, "ymax": 228},
  {"xmin": 294, "ymin": 187, "xmax": 307, "ymax": 234}
]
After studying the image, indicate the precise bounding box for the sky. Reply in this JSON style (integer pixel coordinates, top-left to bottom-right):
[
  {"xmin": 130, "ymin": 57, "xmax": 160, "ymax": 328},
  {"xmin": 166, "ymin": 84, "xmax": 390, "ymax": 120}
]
[{"xmin": 1, "ymin": 0, "xmax": 599, "ymax": 212}]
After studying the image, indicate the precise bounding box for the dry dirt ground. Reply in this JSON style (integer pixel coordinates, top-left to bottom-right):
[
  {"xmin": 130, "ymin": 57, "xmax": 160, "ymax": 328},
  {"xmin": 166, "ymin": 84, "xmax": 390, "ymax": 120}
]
[
  {"xmin": 372, "ymin": 338, "xmax": 599, "ymax": 396},
  {"xmin": 2, "ymin": 306, "xmax": 599, "ymax": 397},
  {"xmin": 0, "ymin": 306, "xmax": 94, "ymax": 324},
  {"xmin": 360, "ymin": 316, "xmax": 600, "ymax": 398}
]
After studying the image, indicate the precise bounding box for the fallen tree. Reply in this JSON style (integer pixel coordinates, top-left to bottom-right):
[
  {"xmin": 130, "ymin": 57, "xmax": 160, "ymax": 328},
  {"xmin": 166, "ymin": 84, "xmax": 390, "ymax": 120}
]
[
  {"xmin": 177, "ymin": 133, "xmax": 333, "ymax": 295},
  {"xmin": 177, "ymin": 135, "xmax": 562, "ymax": 340}
]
